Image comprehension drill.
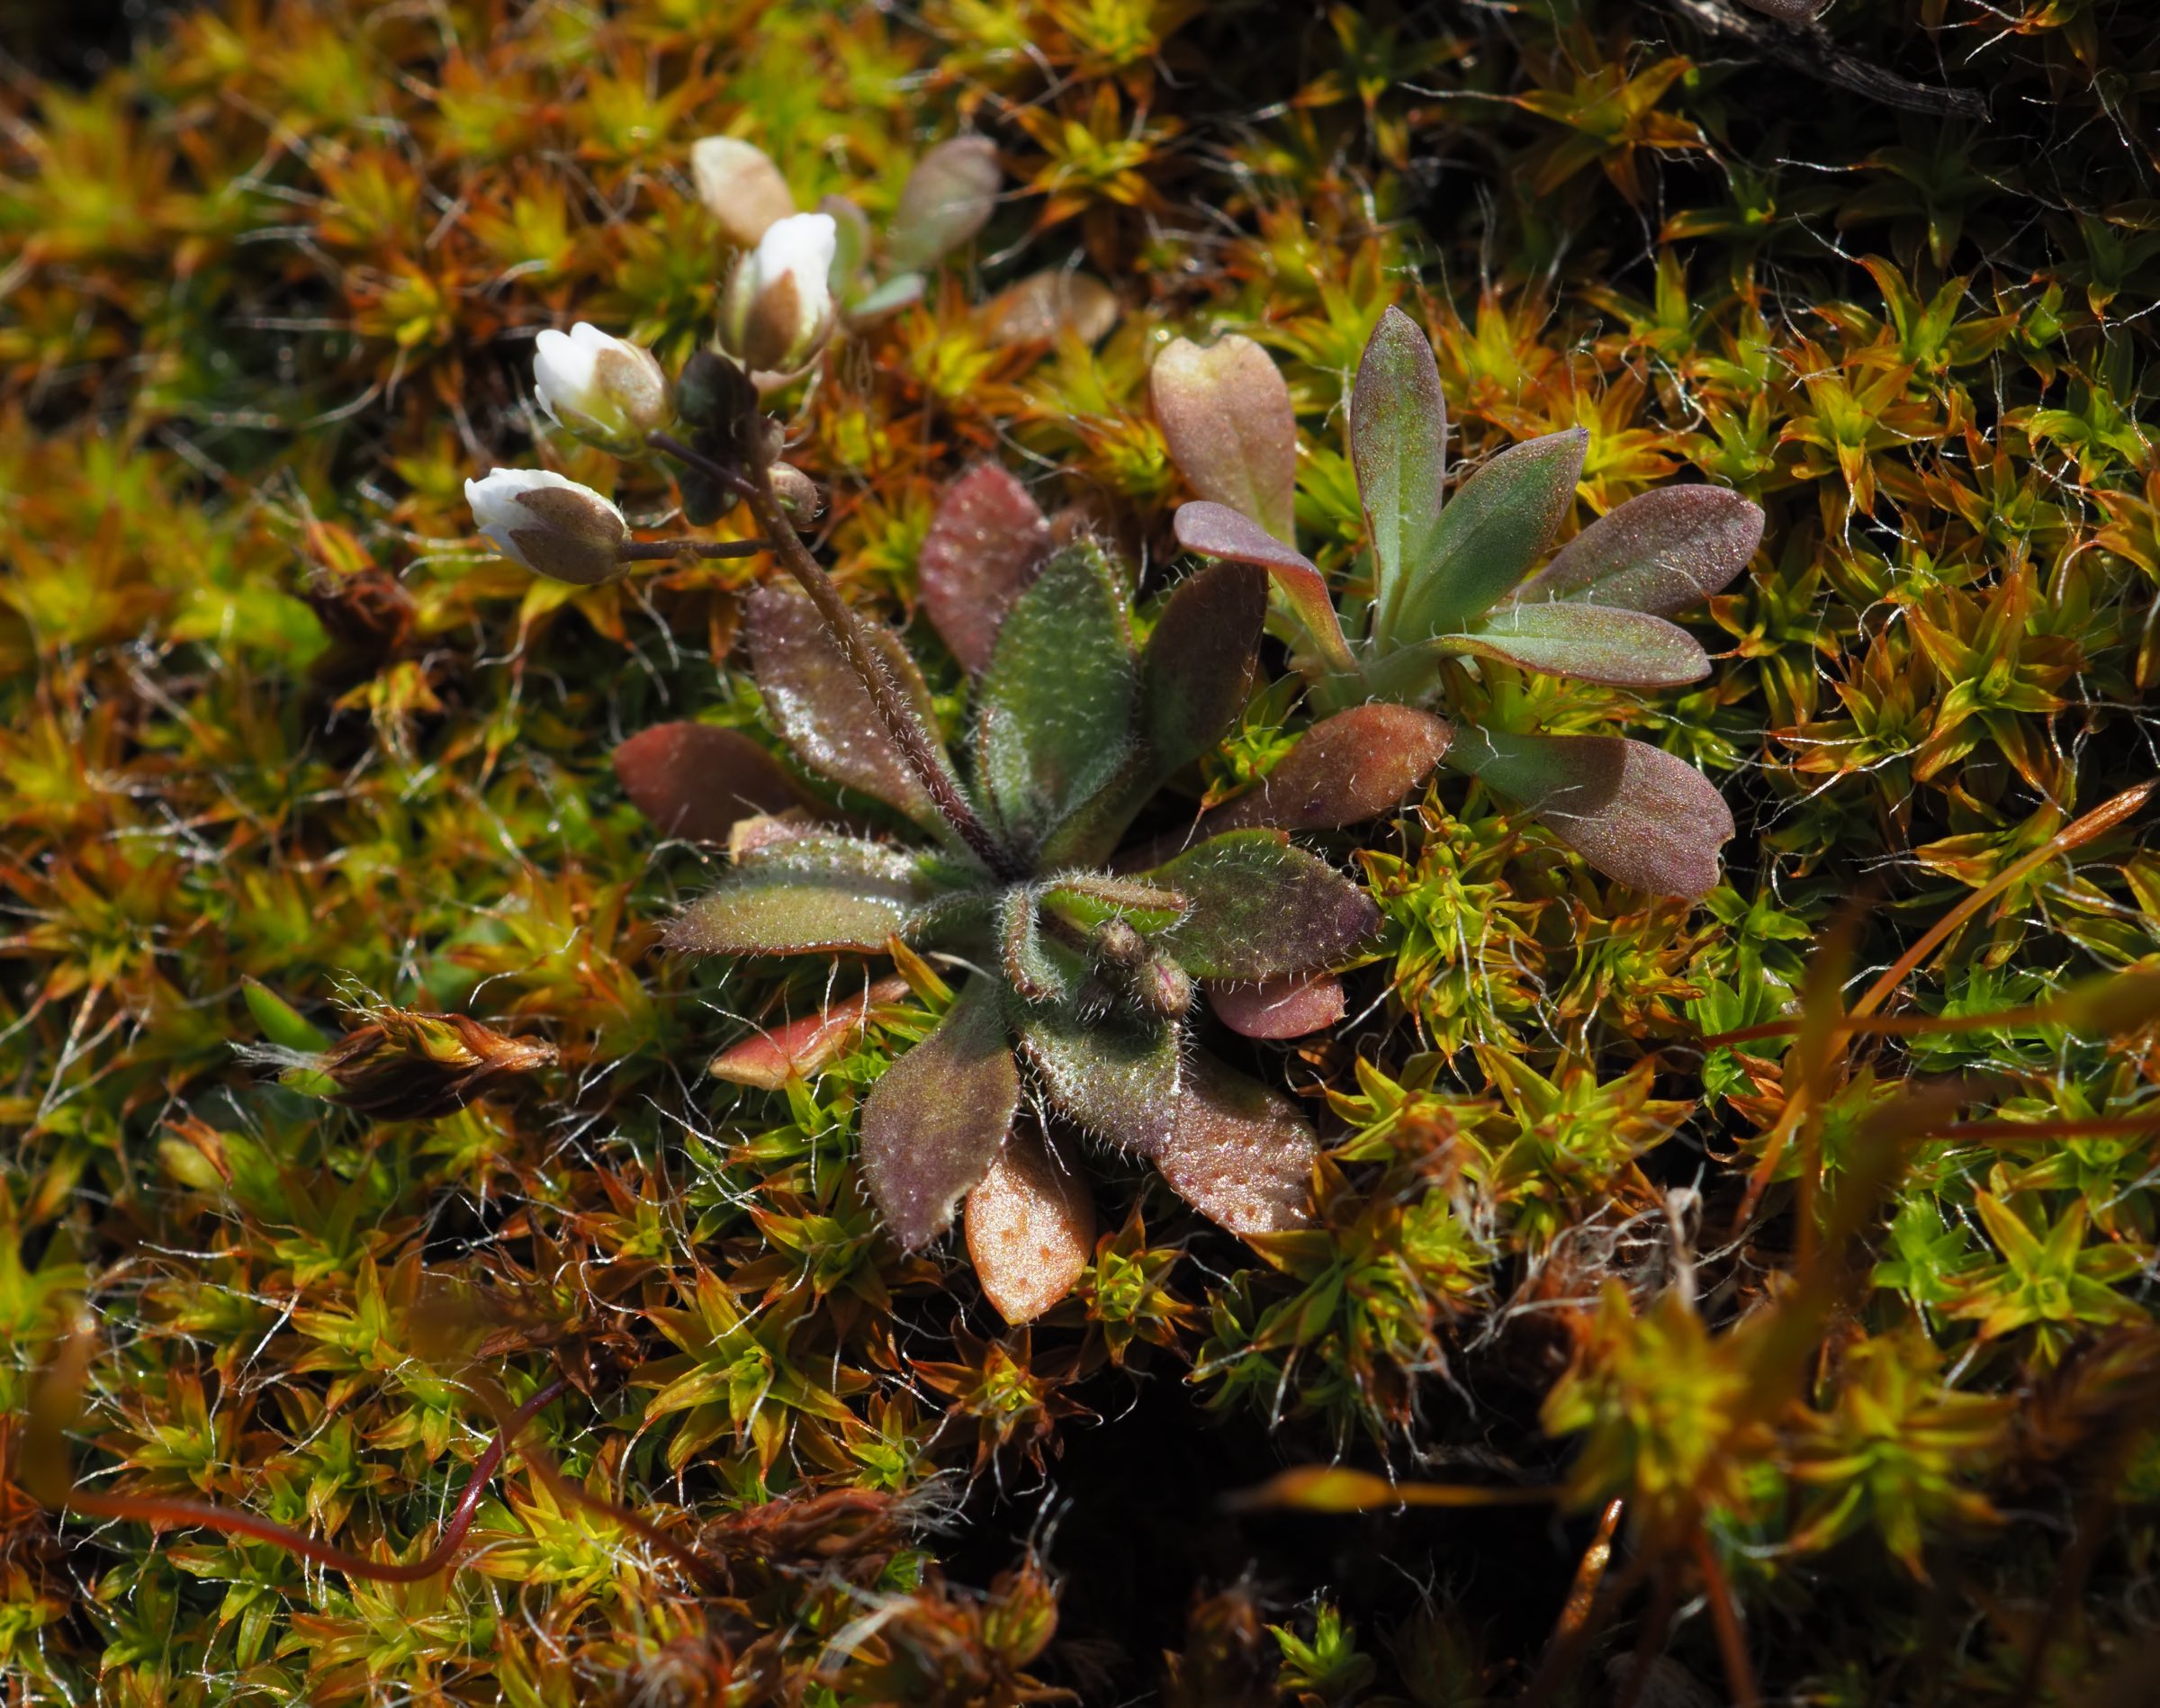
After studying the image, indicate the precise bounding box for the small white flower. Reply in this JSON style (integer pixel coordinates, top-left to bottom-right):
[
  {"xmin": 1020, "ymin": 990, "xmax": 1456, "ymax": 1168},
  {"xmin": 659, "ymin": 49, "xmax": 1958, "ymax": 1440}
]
[
  {"xmin": 719, "ymin": 211, "xmax": 838, "ymax": 377},
  {"xmin": 465, "ymin": 469, "xmax": 628, "ymax": 585},
  {"xmin": 531, "ymin": 323, "xmax": 670, "ymax": 457}
]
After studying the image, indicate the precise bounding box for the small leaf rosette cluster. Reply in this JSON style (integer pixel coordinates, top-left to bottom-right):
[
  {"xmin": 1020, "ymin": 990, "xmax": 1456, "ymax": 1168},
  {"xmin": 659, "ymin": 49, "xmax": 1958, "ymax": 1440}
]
[
  {"xmin": 1156, "ymin": 307, "xmax": 1765, "ymax": 898},
  {"xmin": 645, "ymin": 516, "xmax": 1444, "ymax": 1323}
]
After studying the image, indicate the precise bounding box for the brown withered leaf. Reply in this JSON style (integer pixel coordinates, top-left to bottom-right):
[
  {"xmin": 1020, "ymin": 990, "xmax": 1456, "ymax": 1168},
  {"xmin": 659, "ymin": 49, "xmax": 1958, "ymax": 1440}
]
[{"xmin": 316, "ymin": 1011, "xmax": 557, "ymax": 1122}]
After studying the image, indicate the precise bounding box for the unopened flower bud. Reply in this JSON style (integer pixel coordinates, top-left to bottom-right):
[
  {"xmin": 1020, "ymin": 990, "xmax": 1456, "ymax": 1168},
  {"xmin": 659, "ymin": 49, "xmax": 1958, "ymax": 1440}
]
[
  {"xmin": 465, "ymin": 469, "xmax": 628, "ymax": 585},
  {"xmin": 1132, "ymin": 955, "xmax": 1193, "ymax": 1020},
  {"xmin": 770, "ymin": 462, "xmax": 823, "ymax": 519},
  {"xmin": 719, "ymin": 211, "xmax": 838, "ymax": 376},
  {"xmin": 532, "ymin": 323, "xmax": 672, "ymax": 456}
]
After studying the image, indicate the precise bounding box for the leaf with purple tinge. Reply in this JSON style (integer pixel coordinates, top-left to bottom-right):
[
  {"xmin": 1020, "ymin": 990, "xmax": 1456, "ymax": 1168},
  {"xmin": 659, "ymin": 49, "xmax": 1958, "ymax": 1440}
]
[
  {"xmin": 918, "ymin": 465, "xmax": 1054, "ymax": 674},
  {"xmin": 1354, "ymin": 306, "xmax": 1449, "ymax": 634},
  {"xmin": 1514, "ymin": 485, "xmax": 1763, "ymax": 617},
  {"xmin": 1207, "ymin": 972, "xmax": 1346, "ymax": 1040},
  {"xmin": 1445, "ymin": 602, "xmax": 1711, "ymax": 688},
  {"xmin": 886, "ymin": 136, "xmax": 1001, "ymax": 271},
  {"xmin": 1451, "ymin": 728, "xmax": 1734, "ymax": 898},
  {"xmin": 965, "ymin": 1125, "xmax": 1095, "ymax": 1325},
  {"xmin": 1151, "ymin": 336, "xmax": 1300, "ymax": 544},
  {"xmin": 613, "ymin": 723, "xmax": 808, "ymax": 844},
  {"xmin": 709, "ymin": 975, "xmax": 912, "ymax": 1089},
  {"xmin": 1389, "ymin": 428, "xmax": 1588, "ymax": 646},
  {"xmin": 1148, "ymin": 830, "xmax": 1381, "ymax": 980},
  {"xmin": 666, "ymin": 834, "xmax": 938, "ymax": 955},
  {"xmin": 746, "ymin": 585, "xmax": 958, "ymax": 841},
  {"xmin": 860, "ymin": 977, "xmax": 1019, "ymax": 1249},
  {"xmin": 1173, "ymin": 502, "xmax": 1357, "ymax": 675},
  {"xmin": 1205, "ymin": 705, "xmax": 1453, "ymax": 834},
  {"xmin": 1138, "ymin": 1051, "xmax": 1315, "ymax": 1236},
  {"xmin": 1140, "ymin": 560, "xmax": 1266, "ymax": 778},
  {"xmin": 980, "ymin": 270, "xmax": 1119, "ymax": 346},
  {"xmin": 1012, "ymin": 1001, "xmax": 1182, "ymax": 1153}
]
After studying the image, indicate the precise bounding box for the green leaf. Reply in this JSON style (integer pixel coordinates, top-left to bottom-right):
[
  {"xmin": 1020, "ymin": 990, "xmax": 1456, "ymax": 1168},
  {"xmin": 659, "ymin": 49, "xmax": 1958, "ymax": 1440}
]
[
  {"xmin": 1148, "ymin": 830, "xmax": 1381, "ymax": 979},
  {"xmin": 1353, "ymin": 306, "xmax": 1449, "ymax": 639},
  {"xmin": 1449, "ymin": 728, "xmax": 1732, "ymax": 898},
  {"xmin": 1150, "ymin": 335, "xmax": 1300, "ymax": 543},
  {"xmin": 860, "ymin": 976, "xmax": 1019, "ymax": 1249},
  {"xmin": 665, "ymin": 834, "xmax": 935, "ymax": 955},
  {"xmin": 1206, "ymin": 705, "xmax": 1453, "ymax": 833},
  {"xmin": 976, "ymin": 538, "xmax": 1138, "ymax": 841},
  {"xmin": 1514, "ymin": 485, "xmax": 1763, "ymax": 616},
  {"xmin": 243, "ymin": 978, "xmax": 333, "ymax": 1055},
  {"xmin": 1013, "ymin": 997, "xmax": 1183, "ymax": 1152},
  {"xmin": 746, "ymin": 585, "xmax": 961, "ymax": 845},
  {"xmin": 1172, "ymin": 502, "xmax": 1358, "ymax": 676},
  {"xmin": 1444, "ymin": 602, "xmax": 1710, "ymax": 687},
  {"xmin": 1139, "ymin": 1051, "xmax": 1314, "ymax": 1235},
  {"xmin": 1039, "ymin": 874, "xmax": 1188, "ymax": 936},
  {"xmin": 1388, "ymin": 428, "xmax": 1588, "ymax": 646},
  {"xmin": 1139, "ymin": 560, "xmax": 1266, "ymax": 779},
  {"xmin": 997, "ymin": 886, "xmax": 1072, "ymax": 1003}
]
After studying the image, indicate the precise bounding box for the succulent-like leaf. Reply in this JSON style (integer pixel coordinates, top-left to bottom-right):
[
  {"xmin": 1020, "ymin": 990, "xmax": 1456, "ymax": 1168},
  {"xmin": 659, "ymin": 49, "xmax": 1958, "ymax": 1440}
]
[
  {"xmin": 977, "ymin": 539, "xmax": 1137, "ymax": 841},
  {"xmin": 1173, "ymin": 502, "xmax": 1357, "ymax": 676},
  {"xmin": 1139, "ymin": 560, "xmax": 1267, "ymax": 781},
  {"xmin": 1354, "ymin": 306, "xmax": 1449, "ymax": 636},
  {"xmin": 1138, "ymin": 1051, "xmax": 1314, "ymax": 1236},
  {"xmin": 860, "ymin": 977, "xmax": 1020, "ymax": 1249},
  {"xmin": 1149, "ymin": 830, "xmax": 1381, "ymax": 980},
  {"xmin": 1013, "ymin": 997, "xmax": 1181, "ymax": 1152},
  {"xmin": 1388, "ymin": 428, "xmax": 1588, "ymax": 646},
  {"xmin": 886, "ymin": 136, "xmax": 1001, "ymax": 271},
  {"xmin": 1150, "ymin": 336, "xmax": 1299, "ymax": 543},
  {"xmin": 709, "ymin": 975, "xmax": 912, "ymax": 1089},
  {"xmin": 1514, "ymin": 485, "xmax": 1763, "ymax": 616},
  {"xmin": 745, "ymin": 585, "xmax": 958, "ymax": 841},
  {"xmin": 1450, "ymin": 728, "xmax": 1733, "ymax": 898},
  {"xmin": 965, "ymin": 1125, "xmax": 1095, "ymax": 1326},
  {"xmin": 1206, "ymin": 705, "xmax": 1453, "ymax": 834},
  {"xmin": 613, "ymin": 722, "xmax": 808, "ymax": 843},
  {"xmin": 1206, "ymin": 972, "xmax": 1346, "ymax": 1040},
  {"xmin": 918, "ymin": 465, "xmax": 1053, "ymax": 674},
  {"xmin": 1444, "ymin": 602, "xmax": 1711, "ymax": 688},
  {"xmin": 666, "ymin": 834, "xmax": 936, "ymax": 955}
]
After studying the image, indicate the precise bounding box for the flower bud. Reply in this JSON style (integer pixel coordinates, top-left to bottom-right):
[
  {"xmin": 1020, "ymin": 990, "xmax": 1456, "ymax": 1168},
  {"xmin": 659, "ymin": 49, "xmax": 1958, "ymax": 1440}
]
[
  {"xmin": 531, "ymin": 323, "xmax": 671, "ymax": 457},
  {"xmin": 719, "ymin": 211, "xmax": 838, "ymax": 376},
  {"xmin": 465, "ymin": 469, "xmax": 628, "ymax": 585},
  {"xmin": 770, "ymin": 462, "xmax": 823, "ymax": 519}
]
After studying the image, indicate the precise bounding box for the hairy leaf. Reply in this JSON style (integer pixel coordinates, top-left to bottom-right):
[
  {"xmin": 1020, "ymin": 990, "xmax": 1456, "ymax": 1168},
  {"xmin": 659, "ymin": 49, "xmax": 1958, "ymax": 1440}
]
[
  {"xmin": 1514, "ymin": 485, "xmax": 1763, "ymax": 616},
  {"xmin": 1140, "ymin": 560, "xmax": 1266, "ymax": 781},
  {"xmin": 918, "ymin": 464, "xmax": 1053, "ymax": 673},
  {"xmin": 998, "ymin": 886, "xmax": 1071, "ymax": 1003},
  {"xmin": 1013, "ymin": 999, "xmax": 1181, "ymax": 1152},
  {"xmin": 1206, "ymin": 705, "xmax": 1453, "ymax": 833},
  {"xmin": 1354, "ymin": 305, "xmax": 1449, "ymax": 636},
  {"xmin": 1390, "ymin": 428, "xmax": 1588, "ymax": 645},
  {"xmin": 860, "ymin": 977, "xmax": 1019, "ymax": 1249},
  {"xmin": 965, "ymin": 1125, "xmax": 1095, "ymax": 1326},
  {"xmin": 886, "ymin": 135, "xmax": 1001, "ymax": 270},
  {"xmin": 666, "ymin": 835, "xmax": 934, "ymax": 955},
  {"xmin": 1206, "ymin": 972, "xmax": 1346, "ymax": 1040},
  {"xmin": 613, "ymin": 722, "xmax": 806, "ymax": 843},
  {"xmin": 746, "ymin": 586, "xmax": 957, "ymax": 840},
  {"xmin": 1445, "ymin": 602, "xmax": 1711, "ymax": 687},
  {"xmin": 1150, "ymin": 335, "xmax": 1299, "ymax": 543},
  {"xmin": 1451, "ymin": 728, "xmax": 1732, "ymax": 898},
  {"xmin": 1149, "ymin": 831, "xmax": 1381, "ymax": 979},
  {"xmin": 1039, "ymin": 875, "xmax": 1188, "ymax": 936},
  {"xmin": 1173, "ymin": 502, "xmax": 1356, "ymax": 675},
  {"xmin": 1138, "ymin": 1051, "xmax": 1314, "ymax": 1235},
  {"xmin": 977, "ymin": 539, "xmax": 1137, "ymax": 840}
]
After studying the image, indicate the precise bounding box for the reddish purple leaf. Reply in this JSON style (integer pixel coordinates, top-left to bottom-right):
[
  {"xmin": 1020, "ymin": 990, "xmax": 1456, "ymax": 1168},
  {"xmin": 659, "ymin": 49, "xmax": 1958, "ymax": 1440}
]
[
  {"xmin": 918, "ymin": 465, "xmax": 1054, "ymax": 674},
  {"xmin": 1151, "ymin": 335, "xmax": 1299, "ymax": 544},
  {"xmin": 1206, "ymin": 973, "xmax": 1346, "ymax": 1040},
  {"xmin": 1141, "ymin": 560, "xmax": 1266, "ymax": 778},
  {"xmin": 1206, "ymin": 705, "xmax": 1453, "ymax": 834},
  {"xmin": 965, "ymin": 1125, "xmax": 1095, "ymax": 1325},
  {"xmin": 1453, "ymin": 729, "xmax": 1733, "ymax": 899},
  {"xmin": 709, "ymin": 975, "xmax": 912, "ymax": 1089},
  {"xmin": 1515, "ymin": 485, "xmax": 1763, "ymax": 617},
  {"xmin": 861, "ymin": 978, "xmax": 1019, "ymax": 1250},
  {"xmin": 1446, "ymin": 602, "xmax": 1711, "ymax": 688},
  {"xmin": 1173, "ymin": 501, "xmax": 1356, "ymax": 676},
  {"xmin": 613, "ymin": 723, "xmax": 807, "ymax": 843},
  {"xmin": 980, "ymin": 270, "xmax": 1119, "ymax": 346},
  {"xmin": 1148, "ymin": 830, "xmax": 1380, "ymax": 980},
  {"xmin": 1139, "ymin": 1051, "xmax": 1315, "ymax": 1236}
]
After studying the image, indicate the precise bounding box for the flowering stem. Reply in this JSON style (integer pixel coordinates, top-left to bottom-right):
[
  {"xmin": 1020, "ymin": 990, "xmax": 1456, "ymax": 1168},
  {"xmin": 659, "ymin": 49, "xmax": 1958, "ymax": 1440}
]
[{"xmin": 615, "ymin": 538, "xmax": 770, "ymax": 562}]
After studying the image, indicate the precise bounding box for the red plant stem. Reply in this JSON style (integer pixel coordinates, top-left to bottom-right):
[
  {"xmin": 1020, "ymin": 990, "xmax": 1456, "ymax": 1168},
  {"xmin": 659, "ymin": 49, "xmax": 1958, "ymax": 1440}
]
[
  {"xmin": 616, "ymin": 538, "xmax": 770, "ymax": 562},
  {"xmin": 1694, "ymin": 1528, "xmax": 1760, "ymax": 1708},
  {"xmin": 55, "ymin": 1376, "xmax": 569, "ymax": 1583},
  {"xmin": 737, "ymin": 462, "xmax": 1020, "ymax": 880}
]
